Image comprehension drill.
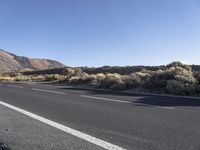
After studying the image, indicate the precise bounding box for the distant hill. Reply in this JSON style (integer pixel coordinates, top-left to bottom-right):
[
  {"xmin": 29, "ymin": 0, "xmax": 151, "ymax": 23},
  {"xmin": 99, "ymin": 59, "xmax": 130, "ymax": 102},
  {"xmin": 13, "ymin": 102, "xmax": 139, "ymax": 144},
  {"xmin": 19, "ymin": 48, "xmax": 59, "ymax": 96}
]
[{"xmin": 0, "ymin": 49, "xmax": 65, "ymax": 72}]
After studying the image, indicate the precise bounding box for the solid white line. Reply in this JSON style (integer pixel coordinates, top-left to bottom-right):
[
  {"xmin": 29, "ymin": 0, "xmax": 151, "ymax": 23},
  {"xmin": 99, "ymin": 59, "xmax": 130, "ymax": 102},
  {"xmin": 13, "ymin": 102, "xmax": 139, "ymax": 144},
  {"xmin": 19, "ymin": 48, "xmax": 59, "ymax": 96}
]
[
  {"xmin": 32, "ymin": 88, "xmax": 66, "ymax": 95},
  {"xmin": 7, "ymin": 85, "xmax": 24, "ymax": 89},
  {"xmin": 0, "ymin": 98, "xmax": 125, "ymax": 150},
  {"xmin": 81, "ymin": 95, "xmax": 175, "ymax": 110}
]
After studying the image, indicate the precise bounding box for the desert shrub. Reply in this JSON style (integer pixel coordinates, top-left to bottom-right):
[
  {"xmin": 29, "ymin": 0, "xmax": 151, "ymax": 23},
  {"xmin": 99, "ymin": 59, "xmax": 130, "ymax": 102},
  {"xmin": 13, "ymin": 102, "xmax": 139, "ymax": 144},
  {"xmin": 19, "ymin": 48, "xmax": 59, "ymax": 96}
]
[
  {"xmin": 144, "ymin": 62, "xmax": 196, "ymax": 91},
  {"xmin": 122, "ymin": 74, "xmax": 142, "ymax": 89},
  {"xmin": 79, "ymin": 72, "xmax": 89, "ymax": 79},
  {"xmin": 99, "ymin": 73, "xmax": 122, "ymax": 88},
  {"xmin": 171, "ymin": 66, "xmax": 196, "ymax": 84},
  {"xmin": 74, "ymin": 68, "xmax": 83, "ymax": 77},
  {"xmin": 63, "ymin": 68, "xmax": 75, "ymax": 79},
  {"xmin": 144, "ymin": 71, "xmax": 174, "ymax": 89},
  {"xmin": 109, "ymin": 81, "xmax": 126, "ymax": 90},
  {"xmin": 84, "ymin": 74, "xmax": 97, "ymax": 85},
  {"xmin": 166, "ymin": 80, "xmax": 195, "ymax": 95},
  {"xmin": 175, "ymin": 75, "xmax": 196, "ymax": 85},
  {"xmin": 45, "ymin": 74, "xmax": 64, "ymax": 81},
  {"xmin": 96, "ymin": 73, "xmax": 105, "ymax": 81},
  {"xmin": 31, "ymin": 75, "xmax": 46, "ymax": 81},
  {"xmin": 70, "ymin": 73, "xmax": 96, "ymax": 85},
  {"xmin": 194, "ymin": 72, "xmax": 200, "ymax": 84},
  {"xmin": 63, "ymin": 67, "xmax": 84, "ymax": 78},
  {"xmin": 18, "ymin": 68, "xmax": 34, "ymax": 73},
  {"xmin": 134, "ymin": 72, "xmax": 150, "ymax": 81},
  {"xmin": 167, "ymin": 61, "xmax": 191, "ymax": 71},
  {"xmin": 166, "ymin": 80, "xmax": 186, "ymax": 95},
  {"xmin": 14, "ymin": 75, "xmax": 32, "ymax": 81},
  {"xmin": 68, "ymin": 76, "xmax": 82, "ymax": 85},
  {"xmin": 70, "ymin": 74, "xmax": 98, "ymax": 86},
  {"xmin": 195, "ymin": 85, "xmax": 200, "ymax": 94},
  {"xmin": 1, "ymin": 73, "xmax": 32, "ymax": 81},
  {"xmin": 0, "ymin": 76, "xmax": 14, "ymax": 82}
]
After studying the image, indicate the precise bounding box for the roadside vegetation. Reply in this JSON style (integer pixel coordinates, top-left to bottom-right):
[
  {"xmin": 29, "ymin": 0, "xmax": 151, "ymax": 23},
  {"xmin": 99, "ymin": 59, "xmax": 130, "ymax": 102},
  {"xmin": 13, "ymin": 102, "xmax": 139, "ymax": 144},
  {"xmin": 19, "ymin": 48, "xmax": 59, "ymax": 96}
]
[{"xmin": 0, "ymin": 61, "xmax": 200, "ymax": 96}]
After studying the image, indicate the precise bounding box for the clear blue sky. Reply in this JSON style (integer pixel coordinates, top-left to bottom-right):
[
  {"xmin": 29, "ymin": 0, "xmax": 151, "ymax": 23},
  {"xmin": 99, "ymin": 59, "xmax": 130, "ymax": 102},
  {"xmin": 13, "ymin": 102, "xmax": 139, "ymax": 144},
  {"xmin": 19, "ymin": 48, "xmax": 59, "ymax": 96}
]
[{"xmin": 0, "ymin": 0, "xmax": 200, "ymax": 67}]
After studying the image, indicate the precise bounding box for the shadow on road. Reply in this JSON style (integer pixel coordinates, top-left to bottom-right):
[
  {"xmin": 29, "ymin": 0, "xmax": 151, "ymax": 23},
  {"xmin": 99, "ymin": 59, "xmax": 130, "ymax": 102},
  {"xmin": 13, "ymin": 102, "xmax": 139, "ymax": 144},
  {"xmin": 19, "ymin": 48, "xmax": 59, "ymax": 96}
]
[
  {"xmin": 59, "ymin": 87, "xmax": 200, "ymax": 107},
  {"xmin": 0, "ymin": 142, "xmax": 10, "ymax": 150}
]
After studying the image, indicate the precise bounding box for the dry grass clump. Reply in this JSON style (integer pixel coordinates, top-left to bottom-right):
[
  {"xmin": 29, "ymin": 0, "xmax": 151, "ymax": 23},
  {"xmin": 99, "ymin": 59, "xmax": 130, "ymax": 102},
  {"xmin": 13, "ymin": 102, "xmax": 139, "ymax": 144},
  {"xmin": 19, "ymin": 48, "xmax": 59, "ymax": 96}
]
[
  {"xmin": 67, "ymin": 73, "xmax": 97, "ymax": 86},
  {"xmin": 31, "ymin": 75, "xmax": 46, "ymax": 81},
  {"xmin": 99, "ymin": 73, "xmax": 123, "ymax": 89},
  {"xmin": 45, "ymin": 74, "xmax": 65, "ymax": 81},
  {"xmin": 0, "ymin": 72, "xmax": 64, "ymax": 82},
  {"xmin": 0, "ymin": 76, "xmax": 15, "ymax": 82},
  {"xmin": 96, "ymin": 73, "xmax": 105, "ymax": 81}
]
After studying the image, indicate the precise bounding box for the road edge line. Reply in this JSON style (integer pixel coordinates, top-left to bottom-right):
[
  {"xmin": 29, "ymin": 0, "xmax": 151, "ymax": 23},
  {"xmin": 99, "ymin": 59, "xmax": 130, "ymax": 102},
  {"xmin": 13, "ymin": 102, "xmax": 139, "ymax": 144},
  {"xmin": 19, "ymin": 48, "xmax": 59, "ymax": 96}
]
[{"xmin": 0, "ymin": 98, "xmax": 126, "ymax": 150}]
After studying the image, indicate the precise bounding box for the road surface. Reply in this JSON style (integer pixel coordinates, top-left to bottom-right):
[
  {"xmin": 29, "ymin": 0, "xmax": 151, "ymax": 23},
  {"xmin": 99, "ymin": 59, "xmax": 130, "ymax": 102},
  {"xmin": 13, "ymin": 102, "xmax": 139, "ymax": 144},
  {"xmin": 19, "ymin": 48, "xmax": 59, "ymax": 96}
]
[{"xmin": 0, "ymin": 82, "xmax": 200, "ymax": 150}]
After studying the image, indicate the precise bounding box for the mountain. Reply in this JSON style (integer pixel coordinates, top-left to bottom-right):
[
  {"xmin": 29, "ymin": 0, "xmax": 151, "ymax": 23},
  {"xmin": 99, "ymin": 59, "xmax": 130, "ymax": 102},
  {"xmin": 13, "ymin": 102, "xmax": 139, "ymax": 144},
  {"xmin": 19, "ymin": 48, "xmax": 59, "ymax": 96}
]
[{"xmin": 0, "ymin": 49, "xmax": 65, "ymax": 72}]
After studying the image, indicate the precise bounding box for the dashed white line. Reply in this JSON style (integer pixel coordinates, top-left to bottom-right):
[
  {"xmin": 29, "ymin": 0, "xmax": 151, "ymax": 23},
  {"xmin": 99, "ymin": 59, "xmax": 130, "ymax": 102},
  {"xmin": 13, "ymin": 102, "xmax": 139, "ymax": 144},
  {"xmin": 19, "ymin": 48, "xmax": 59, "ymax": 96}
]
[
  {"xmin": 32, "ymin": 88, "xmax": 66, "ymax": 95},
  {"xmin": 7, "ymin": 85, "xmax": 24, "ymax": 89},
  {"xmin": 81, "ymin": 95, "xmax": 175, "ymax": 110},
  {"xmin": 134, "ymin": 103, "xmax": 175, "ymax": 110},
  {"xmin": 0, "ymin": 98, "xmax": 125, "ymax": 150},
  {"xmin": 81, "ymin": 95, "xmax": 131, "ymax": 104}
]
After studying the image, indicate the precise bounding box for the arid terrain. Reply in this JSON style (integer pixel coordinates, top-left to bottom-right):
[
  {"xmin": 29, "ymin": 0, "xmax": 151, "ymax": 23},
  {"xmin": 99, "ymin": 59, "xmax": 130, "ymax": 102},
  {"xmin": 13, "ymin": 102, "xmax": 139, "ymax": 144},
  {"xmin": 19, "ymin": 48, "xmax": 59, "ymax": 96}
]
[{"xmin": 0, "ymin": 49, "xmax": 65, "ymax": 73}]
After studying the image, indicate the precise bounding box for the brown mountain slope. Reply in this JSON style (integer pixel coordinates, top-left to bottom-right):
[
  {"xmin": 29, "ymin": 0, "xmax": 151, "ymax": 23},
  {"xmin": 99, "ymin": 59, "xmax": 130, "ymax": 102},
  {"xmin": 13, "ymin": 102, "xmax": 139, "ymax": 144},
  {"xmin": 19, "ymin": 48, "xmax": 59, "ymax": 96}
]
[{"xmin": 0, "ymin": 49, "xmax": 65, "ymax": 72}]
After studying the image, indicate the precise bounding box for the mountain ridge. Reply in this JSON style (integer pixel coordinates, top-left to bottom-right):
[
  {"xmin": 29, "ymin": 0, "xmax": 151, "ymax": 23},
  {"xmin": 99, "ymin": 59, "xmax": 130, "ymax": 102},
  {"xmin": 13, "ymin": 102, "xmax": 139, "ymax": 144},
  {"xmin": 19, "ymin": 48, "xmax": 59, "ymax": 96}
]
[{"xmin": 0, "ymin": 49, "xmax": 65, "ymax": 72}]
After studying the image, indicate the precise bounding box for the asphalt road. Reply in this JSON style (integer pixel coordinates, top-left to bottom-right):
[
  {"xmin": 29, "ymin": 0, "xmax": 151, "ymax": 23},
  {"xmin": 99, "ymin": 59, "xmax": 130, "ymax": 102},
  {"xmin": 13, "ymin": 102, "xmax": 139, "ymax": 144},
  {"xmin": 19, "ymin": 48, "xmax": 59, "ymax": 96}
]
[{"xmin": 0, "ymin": 82, "xmax": 200, "ymax": 150}]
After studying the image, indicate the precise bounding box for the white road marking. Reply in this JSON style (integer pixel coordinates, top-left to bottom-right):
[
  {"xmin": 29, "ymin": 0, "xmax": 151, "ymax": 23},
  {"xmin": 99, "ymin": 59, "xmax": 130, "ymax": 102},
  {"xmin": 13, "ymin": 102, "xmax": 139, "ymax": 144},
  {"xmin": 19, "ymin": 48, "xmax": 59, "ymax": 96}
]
[
  {"xmin": 32, "ymin": 88, "xmax": 66, "ymax": 95},
  {"xmin": 7, "ymin": 85, "xmax": 24, "ymax": 89},
  {"xmin": 0, "ymin": 99, "xmax": 125, "ymax": 150},
  {"xmin": 81, "ymin": 95, "xmax": 131, "ymax": 104},
  {"xmin": 81, "ymin": 95, "xmax": 175, "ymax": 110},
  {"xmin": 134, "ymin": 103, "xmax": 175, "ymax": 110}
]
